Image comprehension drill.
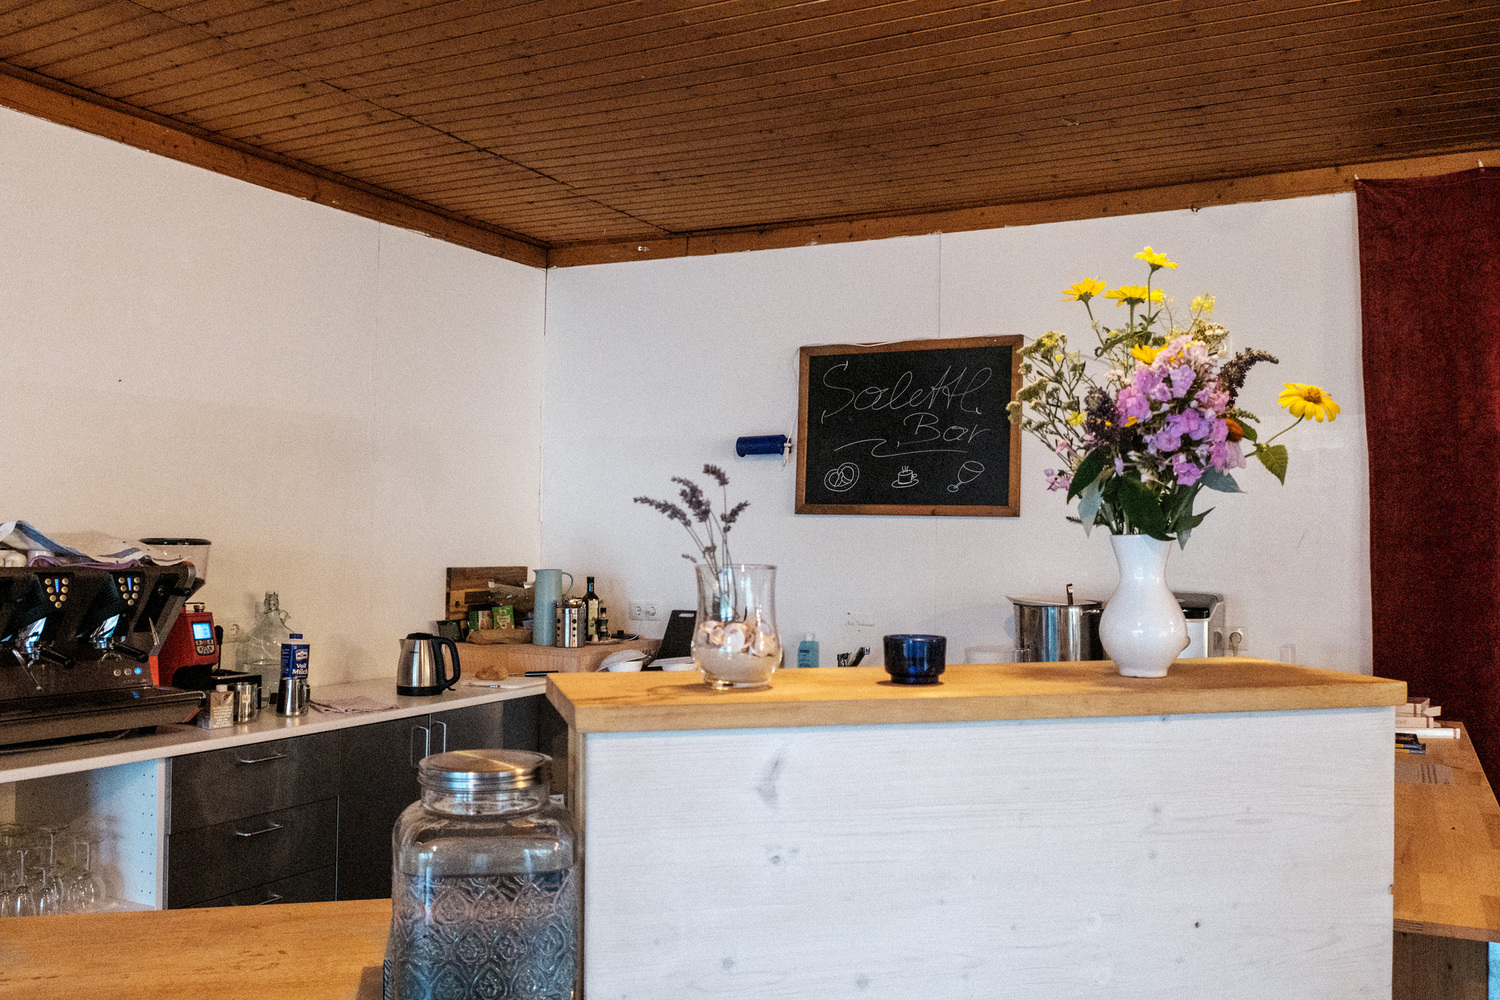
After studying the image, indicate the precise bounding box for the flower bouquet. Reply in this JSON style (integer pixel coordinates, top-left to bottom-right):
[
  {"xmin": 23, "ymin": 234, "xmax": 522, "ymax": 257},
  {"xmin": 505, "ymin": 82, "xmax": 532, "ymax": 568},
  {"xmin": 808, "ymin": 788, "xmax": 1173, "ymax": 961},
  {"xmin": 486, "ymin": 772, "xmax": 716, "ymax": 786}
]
[
  {"xmin": 1006, "ymin": 247, "xmax": 1337, "ymax": 676},
  {"xmin": 1007, "ymin": 247, "xmax": 1338, "ymax": 546}
]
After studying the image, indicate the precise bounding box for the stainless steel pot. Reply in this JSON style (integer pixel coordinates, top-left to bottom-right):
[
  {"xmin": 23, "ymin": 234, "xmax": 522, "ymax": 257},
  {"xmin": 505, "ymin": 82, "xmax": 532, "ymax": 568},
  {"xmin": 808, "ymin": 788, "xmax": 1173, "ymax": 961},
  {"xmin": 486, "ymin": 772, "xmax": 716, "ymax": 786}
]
[{"xmin": 1009, "ymin": 586, "xmax": 1104, "ymax": 661}]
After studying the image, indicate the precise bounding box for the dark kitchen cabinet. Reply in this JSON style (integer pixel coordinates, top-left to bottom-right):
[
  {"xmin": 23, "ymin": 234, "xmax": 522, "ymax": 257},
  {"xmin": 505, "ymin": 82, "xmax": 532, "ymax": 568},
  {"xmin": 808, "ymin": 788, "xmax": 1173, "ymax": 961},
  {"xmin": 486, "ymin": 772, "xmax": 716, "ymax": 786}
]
[
  {"xmin": 334, "ymin": 697, "xmax": 544, "ymax": 901},
  {"xmin": 165, "ymin": 732, "xmax": 340, "ymax": 909},
  {"xmin": 165, "ymin": 694, "xmax": 549, "ymax": 908}
]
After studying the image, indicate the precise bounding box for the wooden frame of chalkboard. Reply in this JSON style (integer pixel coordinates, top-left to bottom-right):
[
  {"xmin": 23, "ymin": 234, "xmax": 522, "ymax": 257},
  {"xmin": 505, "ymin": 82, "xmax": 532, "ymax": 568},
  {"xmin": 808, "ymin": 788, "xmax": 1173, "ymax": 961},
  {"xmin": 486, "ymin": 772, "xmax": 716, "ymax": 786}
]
[{"xmin": 796, "ymin": 336, "xmax": 1023, "ymax": 516}]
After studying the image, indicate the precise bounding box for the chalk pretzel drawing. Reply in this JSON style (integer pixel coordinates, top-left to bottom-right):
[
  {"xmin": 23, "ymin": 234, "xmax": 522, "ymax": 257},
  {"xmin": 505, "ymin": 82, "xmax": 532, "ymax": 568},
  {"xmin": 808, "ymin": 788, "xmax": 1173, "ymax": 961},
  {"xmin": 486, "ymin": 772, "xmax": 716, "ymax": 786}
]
[{"xmin": 824, "ymin": 462, "xmax": 860, "ymax": 493}]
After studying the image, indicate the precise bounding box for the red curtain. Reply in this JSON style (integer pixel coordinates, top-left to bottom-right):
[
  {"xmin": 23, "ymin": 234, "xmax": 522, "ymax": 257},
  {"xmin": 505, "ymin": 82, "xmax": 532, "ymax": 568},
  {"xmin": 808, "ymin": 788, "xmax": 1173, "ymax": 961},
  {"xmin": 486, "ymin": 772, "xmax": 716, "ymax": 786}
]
[{"xmin": 1358, "ymin": 168, "xmax": 1500, "ymax": 780}]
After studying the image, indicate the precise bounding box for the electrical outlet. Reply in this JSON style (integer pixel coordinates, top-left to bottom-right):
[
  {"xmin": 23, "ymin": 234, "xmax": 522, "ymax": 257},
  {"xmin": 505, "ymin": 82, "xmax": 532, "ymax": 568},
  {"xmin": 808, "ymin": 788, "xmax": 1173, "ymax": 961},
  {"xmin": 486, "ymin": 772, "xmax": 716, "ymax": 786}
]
[
  {"xmin": 629, "ymin": 602, "xmax": 662, "ymax": 622},
  {"xmin": 217, "ymin": 619, "xmax": 247, "ymax": 643},
  {"xmin": 1225, "ymin": 626, "xmax": 1248, "ymax": 656}
]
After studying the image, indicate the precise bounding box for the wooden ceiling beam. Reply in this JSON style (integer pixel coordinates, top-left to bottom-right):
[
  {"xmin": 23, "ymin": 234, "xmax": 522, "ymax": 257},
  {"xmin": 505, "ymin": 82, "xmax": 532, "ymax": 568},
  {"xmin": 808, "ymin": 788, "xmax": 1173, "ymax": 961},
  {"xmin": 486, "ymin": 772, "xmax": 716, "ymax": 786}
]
[
  {"xmin": 546, "ymin": 145, "xmax": 1500, "ymax": 267},
  {"xmin": 0, "ymin": 58, "xmax": 548, "ymax": 266}
]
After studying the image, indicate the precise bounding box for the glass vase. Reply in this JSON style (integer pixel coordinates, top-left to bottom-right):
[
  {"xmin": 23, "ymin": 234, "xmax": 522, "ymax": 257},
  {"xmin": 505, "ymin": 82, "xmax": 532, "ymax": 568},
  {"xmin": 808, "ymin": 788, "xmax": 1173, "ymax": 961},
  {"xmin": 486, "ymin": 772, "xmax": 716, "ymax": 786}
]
[{"xmin": 693, "ymin": 564, "xmax": 781, "ymax": 689}]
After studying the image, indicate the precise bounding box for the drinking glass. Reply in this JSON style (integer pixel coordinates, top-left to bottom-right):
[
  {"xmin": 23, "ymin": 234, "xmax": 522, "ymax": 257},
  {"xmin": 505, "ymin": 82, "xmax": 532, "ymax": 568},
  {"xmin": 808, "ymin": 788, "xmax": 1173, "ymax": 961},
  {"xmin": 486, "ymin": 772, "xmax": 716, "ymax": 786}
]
[
  {"xmin": 8, "ymin": 850, "xmax": 38, "ymax": 918},
  {"xmin": 71, "ymin": 841, "xmax": 105, "ymax": 913}
]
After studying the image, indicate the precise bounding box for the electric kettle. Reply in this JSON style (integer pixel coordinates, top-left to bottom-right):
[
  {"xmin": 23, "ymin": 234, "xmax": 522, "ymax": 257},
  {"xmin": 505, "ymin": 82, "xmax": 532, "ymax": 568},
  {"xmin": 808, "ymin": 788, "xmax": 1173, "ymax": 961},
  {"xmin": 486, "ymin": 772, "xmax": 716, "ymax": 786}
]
[{"xmin": 397, "ymin": 632, "xmax": 461, "ymax": 696}]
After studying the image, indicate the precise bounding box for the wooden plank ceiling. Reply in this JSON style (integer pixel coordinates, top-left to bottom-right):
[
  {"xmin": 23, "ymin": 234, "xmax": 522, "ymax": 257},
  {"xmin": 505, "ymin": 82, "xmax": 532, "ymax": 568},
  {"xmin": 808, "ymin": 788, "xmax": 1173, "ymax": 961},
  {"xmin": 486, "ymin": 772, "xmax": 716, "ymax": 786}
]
[{"xmin": 0, "ymin": 0, "xmax": 1497, "ymax": 267}]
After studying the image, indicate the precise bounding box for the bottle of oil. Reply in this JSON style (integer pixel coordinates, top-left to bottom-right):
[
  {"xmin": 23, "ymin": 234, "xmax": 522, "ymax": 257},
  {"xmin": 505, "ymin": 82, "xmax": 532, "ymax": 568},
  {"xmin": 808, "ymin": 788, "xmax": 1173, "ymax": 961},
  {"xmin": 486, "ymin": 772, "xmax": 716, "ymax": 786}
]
[{"xmin": 582, "ymin": 577, "xmax": 601, "ymax": 641}]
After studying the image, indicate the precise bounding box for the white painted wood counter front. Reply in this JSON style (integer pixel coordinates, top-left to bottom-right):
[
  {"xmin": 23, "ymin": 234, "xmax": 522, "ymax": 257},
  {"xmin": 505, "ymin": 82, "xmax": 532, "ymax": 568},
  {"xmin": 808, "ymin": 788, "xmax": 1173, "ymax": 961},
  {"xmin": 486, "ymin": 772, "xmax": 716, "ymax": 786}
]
[{"xmin": 547, "ymin": 659, "xmax": 1405, "ymax": 1000}]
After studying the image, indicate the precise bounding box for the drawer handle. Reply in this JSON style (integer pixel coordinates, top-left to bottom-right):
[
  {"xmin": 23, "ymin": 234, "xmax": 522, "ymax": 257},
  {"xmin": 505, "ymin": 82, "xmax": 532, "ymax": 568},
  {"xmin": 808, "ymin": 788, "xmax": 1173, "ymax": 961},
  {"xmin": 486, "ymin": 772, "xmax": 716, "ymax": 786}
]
[
  {"xmin": 254, "ymin": 893, "xmax": 284, "ymax": 905},
  {"xmin": 234, "ymin": 822, "xmax": 285, "ymax": 838},
  {"xmin": 235, "ymin": 752, "xmax": 286, "ymax": 765}
]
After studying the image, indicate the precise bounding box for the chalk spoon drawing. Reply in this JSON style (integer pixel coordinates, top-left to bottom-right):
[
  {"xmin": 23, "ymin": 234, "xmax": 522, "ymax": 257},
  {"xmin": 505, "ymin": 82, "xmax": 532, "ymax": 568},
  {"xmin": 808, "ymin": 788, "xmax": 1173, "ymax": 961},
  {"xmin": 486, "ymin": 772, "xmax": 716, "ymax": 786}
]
[
  {"xmin": 947, "ymin": 461, "xmax": 985, "ymax": 493},
  {"xmin": 824, "ymin": 462, "xmax": 860, "ymax": 493},
  {"xmin": 892, "ymin": 466, "xmax": 919, "ymax": 489}
]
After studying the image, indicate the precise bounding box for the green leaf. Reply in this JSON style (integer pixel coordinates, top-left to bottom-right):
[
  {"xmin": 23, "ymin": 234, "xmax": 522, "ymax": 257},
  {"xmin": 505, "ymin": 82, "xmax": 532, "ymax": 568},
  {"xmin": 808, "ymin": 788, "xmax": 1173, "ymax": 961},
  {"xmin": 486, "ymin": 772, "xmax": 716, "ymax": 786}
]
[
  {"xmin": 1067, "ymin": 447, "xmax": 1109, "ymax": 501},
  {"xmin": 1115, "ymin": 477, "xmax": 1170, "ymax": 540},
  {"xmin": 1237, "ymin": 421, "xmax": 1258, "ymax": 443},
  {"xmin": 1177, "ymin": 527, "xmax": 1192, "ymax": 550},
  {"xmin": 1078, "ymin": 481, "xmax": 1104, "ymax": 536},
  {"xmin": 1255, "ymin": 444, "xmax": 1289, "ymax": 485},
  {"xmin": 1199, "ymin": 468, "xmax": 1242, "ymax": 493}
]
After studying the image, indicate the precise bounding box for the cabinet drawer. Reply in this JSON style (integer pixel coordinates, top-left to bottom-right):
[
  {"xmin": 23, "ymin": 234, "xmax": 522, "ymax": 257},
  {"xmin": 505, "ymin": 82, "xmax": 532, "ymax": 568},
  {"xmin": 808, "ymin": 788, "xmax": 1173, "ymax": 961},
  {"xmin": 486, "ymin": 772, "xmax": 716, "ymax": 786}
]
[
  {"xmin": 170, "ymin": 731, "xmax": 339, "ymax": 832},
  {"xmin": 167, "ymin": 798, "xmax": 337, "ymax": 908},
  {"xmin": 188, "ymin": 864, "xmax": 336, "ymax": 908}
]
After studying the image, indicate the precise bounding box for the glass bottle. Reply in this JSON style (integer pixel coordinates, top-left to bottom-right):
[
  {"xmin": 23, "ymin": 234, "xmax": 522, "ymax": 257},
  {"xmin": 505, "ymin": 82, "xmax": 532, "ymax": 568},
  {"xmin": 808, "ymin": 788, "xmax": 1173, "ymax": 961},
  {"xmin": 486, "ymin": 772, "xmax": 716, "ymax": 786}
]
[
  {"xmin": 384, "ymin": 750, "xmax": 578, "ymax": 1000},
  {"xmin": 239, "ymin": 592, "xmax": 290, "ymax": 703},
  {"xmin": 582, "ymin": 577, "xmax": 600, "ymax": 641}
]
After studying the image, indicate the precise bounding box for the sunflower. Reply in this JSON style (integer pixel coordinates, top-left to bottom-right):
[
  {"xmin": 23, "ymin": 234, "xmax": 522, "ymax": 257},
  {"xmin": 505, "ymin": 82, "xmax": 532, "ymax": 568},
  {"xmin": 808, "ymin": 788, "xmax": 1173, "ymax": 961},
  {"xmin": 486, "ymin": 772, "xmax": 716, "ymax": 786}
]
[
  {"xmin": 1104, "ymin": 285, "xmax": 1165, "ymax": 307},
  {"xmin": 1278, "ymin": 383, "xmax": 1340, "ymax": 422},
  {"xmin": 1063, "ymin": 278, "xmax": 1107, "ymax": 302},
  {"xmin": 1134, "ymin": 246, "xmax": 1178, "ymax": 270}
]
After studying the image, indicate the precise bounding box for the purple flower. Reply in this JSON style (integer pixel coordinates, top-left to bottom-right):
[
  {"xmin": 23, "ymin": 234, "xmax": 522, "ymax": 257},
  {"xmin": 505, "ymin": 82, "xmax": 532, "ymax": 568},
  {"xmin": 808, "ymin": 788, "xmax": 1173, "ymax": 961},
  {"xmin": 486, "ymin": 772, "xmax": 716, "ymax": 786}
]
[
  {"xmin": 1170, "ymin": 452, "xmax": 1204, "ymax": 486},
  {"xmin": 1116, "ymin": 384, "xmax": 1151, "ymax": 425},
  {"xmin": 1209, "ymin": 438, "xmax": 1246, "ymax": 471},
  {"xmin": 1167, "ymin": 363, "xmax": 1197, "ymax": 399},
  {"xmin": 1194, "ymin": 384, "xmax": 1230, "ymax": 414},
  {"xmin": 1114, "ymin": 455, "xmax": 1126, "ymax": 475},
  {"xmin": 1044, "ymin": 469, "xmax": 1071, "ymax": 492}
]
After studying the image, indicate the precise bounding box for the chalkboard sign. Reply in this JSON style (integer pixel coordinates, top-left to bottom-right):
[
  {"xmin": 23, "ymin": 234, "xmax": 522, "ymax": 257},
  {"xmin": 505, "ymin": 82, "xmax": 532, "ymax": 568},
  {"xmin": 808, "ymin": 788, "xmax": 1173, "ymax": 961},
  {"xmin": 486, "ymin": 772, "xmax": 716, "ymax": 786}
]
[{"xmin": 796, "ymin": 337, "xmax": 1022, "ymax": 516}]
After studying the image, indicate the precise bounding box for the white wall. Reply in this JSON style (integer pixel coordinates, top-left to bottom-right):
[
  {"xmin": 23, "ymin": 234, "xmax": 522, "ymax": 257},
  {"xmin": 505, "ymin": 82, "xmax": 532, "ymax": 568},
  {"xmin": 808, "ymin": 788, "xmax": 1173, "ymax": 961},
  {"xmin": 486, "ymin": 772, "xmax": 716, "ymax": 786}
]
[
  {"xmin": 542, "ymin": 197, "xmax": 1371, "ymax": 672},
  {"xmin": 0, "ymin": 107, "xmax": 546, "ymax": 684}
]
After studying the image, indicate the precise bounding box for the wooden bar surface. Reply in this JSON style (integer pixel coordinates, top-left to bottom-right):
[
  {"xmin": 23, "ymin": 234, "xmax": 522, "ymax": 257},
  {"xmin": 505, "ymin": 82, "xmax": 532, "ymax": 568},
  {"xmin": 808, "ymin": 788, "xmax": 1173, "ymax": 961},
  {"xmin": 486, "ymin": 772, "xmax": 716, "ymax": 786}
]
[
  {"xmin": 547, "ymin": 658, "xmax": 1405, "ymax": 733},
  {"xmin": 0, "ymin": 899, "xmax": 390, "ymax": 1000},
  {"xmin": 1394, "ymin": 722, "xmax": 1500, "ymax": 941}
]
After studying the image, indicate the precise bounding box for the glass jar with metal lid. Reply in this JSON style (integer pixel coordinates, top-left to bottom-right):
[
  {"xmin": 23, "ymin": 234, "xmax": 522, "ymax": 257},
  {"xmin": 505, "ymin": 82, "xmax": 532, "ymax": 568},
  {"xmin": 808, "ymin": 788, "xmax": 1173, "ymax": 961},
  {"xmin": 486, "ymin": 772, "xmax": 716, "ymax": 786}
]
[{"xmin": 383, "ymin": 749, "xmax": 578, "ymax": 1000}]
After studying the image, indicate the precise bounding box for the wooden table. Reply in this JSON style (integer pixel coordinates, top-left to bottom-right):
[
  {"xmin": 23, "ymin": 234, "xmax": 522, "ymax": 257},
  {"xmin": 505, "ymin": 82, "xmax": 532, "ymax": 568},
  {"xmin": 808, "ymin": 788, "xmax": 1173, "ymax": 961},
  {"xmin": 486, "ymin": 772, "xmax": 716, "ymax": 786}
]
[
  {"xmin": 1393, "ymin": 722, "xmax": 1500, "ymax": 999},
  {"xmin": 0, "ymin": 899, "xmax": 390, "ymax": 1000}
]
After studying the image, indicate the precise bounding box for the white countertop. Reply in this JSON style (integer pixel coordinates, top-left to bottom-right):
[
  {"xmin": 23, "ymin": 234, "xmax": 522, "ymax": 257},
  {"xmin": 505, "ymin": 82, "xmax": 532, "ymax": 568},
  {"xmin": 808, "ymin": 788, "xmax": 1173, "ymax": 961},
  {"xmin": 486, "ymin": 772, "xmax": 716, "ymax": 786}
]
[{"xmin": 0, "ymin": 676, "xmax": 547, "ymax": 784}]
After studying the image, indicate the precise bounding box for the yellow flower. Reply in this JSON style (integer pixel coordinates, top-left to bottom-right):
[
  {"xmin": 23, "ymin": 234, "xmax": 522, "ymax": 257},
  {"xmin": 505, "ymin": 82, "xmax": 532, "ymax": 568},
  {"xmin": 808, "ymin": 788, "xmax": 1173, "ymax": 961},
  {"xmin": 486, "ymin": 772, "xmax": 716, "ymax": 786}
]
[
  {"xmin": 1134, "ymin": 246, "xmax": 1178, "ymax": 270},
  {"xmin": 1067, "ymin": 411, "xmax": 1085, "ymax": 426},
  {"xmin": 1278, "ymin": 383, "xmax": 1340, "ymax": 422},
  {"xmin": 1191, "ymin": 294, "xmax": 1215, "ymax": 315},
  {"xmin": 1104, "ymin": 285, "xmax": 1165, "ymax": 307},
  {"xmin": 1131, "ymin": 344, "xmax": 1162, "ymax": 364},
  {"xmin": 1063, "ymin": 278, "xmax": 1107, "ymax": 302}
]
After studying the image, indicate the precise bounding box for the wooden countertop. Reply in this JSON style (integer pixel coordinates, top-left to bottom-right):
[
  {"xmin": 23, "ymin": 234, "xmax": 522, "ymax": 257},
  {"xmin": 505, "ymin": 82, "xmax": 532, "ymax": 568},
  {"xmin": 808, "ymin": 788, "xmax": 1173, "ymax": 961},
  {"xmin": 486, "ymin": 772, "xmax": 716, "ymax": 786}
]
[
  {"xmin": 0, "ymin": 899, "xmax": 390, "ymax": 1000},
  {"xmin": 546, "ymin": 657, "xmax": 1405, "ymax": 733},
  {"xmin": 1394, "ymin": 722, "xmax": 1500, "ymax": 940}
]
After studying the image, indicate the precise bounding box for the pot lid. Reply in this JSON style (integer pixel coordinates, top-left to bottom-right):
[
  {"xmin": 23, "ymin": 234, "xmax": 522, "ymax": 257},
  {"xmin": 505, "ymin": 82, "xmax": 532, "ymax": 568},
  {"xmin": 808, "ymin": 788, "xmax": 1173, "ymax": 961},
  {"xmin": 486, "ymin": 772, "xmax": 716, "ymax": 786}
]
[
  {"xmin": 1007, "ymin": 594, "xmax": 1104, "ymax": 609},
  {"xmin": 419, "ymin": 749, "xmax": 549, "ymax": 792}
]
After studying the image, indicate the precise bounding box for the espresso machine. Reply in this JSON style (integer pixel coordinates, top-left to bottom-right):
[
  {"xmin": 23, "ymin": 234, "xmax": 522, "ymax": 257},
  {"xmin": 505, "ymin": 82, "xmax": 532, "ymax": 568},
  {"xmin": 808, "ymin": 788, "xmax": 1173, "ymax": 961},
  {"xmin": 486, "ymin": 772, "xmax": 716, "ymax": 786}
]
[{"xmin": 0, "ymin": 561, "xmax": 206, "ymax": 747}]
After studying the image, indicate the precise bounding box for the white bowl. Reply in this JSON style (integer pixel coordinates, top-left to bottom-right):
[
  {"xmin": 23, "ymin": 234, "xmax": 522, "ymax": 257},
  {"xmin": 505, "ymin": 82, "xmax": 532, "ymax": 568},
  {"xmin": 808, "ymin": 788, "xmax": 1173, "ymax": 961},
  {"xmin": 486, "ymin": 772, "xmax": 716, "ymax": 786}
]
[
  {"xmin": 653, "ymin": 656, "xmax": 696, "ymax": 671},
  {"xmin": 601, "ymin": 649, "xmax": 648, "ymax": 672}
]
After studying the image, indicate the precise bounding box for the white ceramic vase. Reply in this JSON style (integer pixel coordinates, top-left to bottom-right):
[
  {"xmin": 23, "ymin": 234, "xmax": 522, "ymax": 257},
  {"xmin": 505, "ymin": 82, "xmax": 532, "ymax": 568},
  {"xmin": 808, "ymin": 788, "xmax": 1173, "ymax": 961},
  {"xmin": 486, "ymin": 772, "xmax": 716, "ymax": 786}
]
[{"xmin": 1099, "ymin": 534, "xmax": 1188, "ymax": 678}]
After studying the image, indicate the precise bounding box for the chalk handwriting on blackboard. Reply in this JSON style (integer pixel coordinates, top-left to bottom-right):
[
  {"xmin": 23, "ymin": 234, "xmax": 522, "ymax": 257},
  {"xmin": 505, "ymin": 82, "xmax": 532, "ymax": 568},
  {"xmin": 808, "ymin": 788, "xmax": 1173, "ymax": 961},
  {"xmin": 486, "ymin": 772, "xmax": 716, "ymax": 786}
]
[
  {"xmin": 819, "ymin": 362, "xmax": 994, "ymax": 419},
  {"xmin": 821, "ymin": 362, "xmax": 995, "ymax": 458}
]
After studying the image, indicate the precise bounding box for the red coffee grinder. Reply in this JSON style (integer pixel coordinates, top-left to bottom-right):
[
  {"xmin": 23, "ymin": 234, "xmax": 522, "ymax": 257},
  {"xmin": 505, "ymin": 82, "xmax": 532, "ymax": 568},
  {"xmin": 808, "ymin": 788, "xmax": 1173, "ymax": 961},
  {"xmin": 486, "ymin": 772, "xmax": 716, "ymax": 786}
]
[{"xmin": 156, "ymin": 603, "xmax": 219, "ymax": 687}]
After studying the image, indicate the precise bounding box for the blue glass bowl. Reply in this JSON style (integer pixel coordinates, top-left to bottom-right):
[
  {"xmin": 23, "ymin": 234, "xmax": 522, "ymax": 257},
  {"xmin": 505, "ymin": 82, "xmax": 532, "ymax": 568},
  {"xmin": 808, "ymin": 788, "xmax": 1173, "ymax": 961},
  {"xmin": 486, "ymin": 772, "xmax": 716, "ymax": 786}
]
[{"xmin": 884, "ymin": 634, "xmax": 947, "ymax": 685}]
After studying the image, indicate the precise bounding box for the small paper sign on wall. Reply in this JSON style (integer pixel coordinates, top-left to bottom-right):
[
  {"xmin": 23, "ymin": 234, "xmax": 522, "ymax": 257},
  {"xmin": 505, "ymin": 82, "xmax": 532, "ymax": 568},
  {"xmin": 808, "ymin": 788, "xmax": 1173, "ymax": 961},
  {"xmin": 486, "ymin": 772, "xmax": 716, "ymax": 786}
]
[{"xmin": 796, "ymin": 336, "xmax": 1023, "ymax": 516}]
